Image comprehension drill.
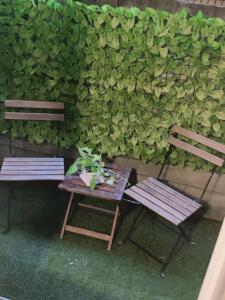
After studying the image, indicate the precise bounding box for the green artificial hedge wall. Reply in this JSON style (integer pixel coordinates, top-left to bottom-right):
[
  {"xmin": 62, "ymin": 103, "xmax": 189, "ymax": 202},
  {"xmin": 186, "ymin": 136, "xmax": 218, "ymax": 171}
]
[{"xmin": 1, "ymin": 0, "xmax": 225, "ymax": 170}]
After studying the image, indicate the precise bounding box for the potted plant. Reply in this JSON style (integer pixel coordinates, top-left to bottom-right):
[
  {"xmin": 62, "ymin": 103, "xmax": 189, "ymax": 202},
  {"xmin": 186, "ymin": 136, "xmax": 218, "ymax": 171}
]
[{"xmin": 66, "ymin": 147, "xmax": 118, "ymax": 190}]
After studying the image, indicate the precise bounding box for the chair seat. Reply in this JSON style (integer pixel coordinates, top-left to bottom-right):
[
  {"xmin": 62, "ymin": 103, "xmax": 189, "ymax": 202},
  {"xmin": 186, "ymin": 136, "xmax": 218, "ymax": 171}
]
[
  {"xmin": 0, "ymin": 157, "xmax": 65, "ymax": 181},
  {"xmin": 125, "ymin": 177, "xmax": 202, "ymax": 226}
]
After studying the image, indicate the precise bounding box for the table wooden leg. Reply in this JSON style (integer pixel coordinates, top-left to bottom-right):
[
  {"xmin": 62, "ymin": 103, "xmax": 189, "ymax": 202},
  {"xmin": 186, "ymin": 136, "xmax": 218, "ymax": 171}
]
[
  {"xmin": 60, "ymin": 192, "xmax": 74, "ymax": 239},
  {"xmin": 107, "ymin": 205, "xmax": 120, "ymax": 251}
]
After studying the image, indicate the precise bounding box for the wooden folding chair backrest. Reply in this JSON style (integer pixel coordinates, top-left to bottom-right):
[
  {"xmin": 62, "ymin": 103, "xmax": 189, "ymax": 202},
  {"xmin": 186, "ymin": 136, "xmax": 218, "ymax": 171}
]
[
  {"xmin": 169, "ymin": 125, "xmax": 225, "ymax": 167},
  {"xmin": 4, "ymin": 100, "xmax": 64, "ymax": 122},
  {"xmin": 4, "ymin": 100, "xmax": 64, "ymax": 156}
]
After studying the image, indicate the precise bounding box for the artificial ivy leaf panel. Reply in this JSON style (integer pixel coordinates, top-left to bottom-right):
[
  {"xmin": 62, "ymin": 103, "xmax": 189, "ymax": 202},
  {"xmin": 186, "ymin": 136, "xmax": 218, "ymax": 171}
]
[{"xmin": 1, "ymin": 0, "xmax": 225, "ymax": 169}]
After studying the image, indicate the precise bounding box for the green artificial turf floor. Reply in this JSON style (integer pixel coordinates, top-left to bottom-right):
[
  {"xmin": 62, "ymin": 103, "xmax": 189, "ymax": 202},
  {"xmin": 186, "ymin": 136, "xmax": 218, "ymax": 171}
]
[{"xmin": 0, "ymin": 199, "xmax": 221, "ymax": 300}]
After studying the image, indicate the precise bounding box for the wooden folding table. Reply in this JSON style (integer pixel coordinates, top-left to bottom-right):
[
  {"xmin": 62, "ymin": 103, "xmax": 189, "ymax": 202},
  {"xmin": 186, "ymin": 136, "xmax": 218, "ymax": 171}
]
[{"xmin": 58, "ymin": 165, "xmax": 131, "ymax": 250}]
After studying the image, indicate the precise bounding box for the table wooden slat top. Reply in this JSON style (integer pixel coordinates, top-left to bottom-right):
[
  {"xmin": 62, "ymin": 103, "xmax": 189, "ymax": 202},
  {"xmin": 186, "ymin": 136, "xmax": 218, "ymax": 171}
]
[
  {"xmin": 58, "ymin": 165, "xmax": 131, "ymax": 201},
  {"xmin": 0, "ymin": 157, "xmax": 65, "ymax": 181}
]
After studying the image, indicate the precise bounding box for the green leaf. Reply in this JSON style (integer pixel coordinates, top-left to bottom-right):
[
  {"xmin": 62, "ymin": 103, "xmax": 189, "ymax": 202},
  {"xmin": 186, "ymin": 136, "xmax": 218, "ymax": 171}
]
[
  {"xmin": 111, "ymin": 17, "xmax": 120, "ymax": 29},
  {"xmin": 147, "ymin": 37, "xmax": 153, "ymax": 48},
  {"xmin": 154, "ymin": 66, "xmax": 163, "ymax": 77},
  {"xmin": 122, "ymin": 19, "xmax": 135, "ymax": 32},
  {"xmin": 210, "ymin": 90, "xmax": 223, "ymax": 100},
  {"xmin": 201, "ymin": 52, "xmax": 209, "ymax": 65},
  {"xmin": 98, "ymin": 36, "xmax": 106, "ymax": 47},
  {"xmin": 79, "ymin": 147, "xmax": 92, "ymax": 156},
  {"xmin": 89, "ymin": 176, "xmax": 96, "ymax": 190},
  {"xmin": 127, "ymin": 82, "xmax": 135, "ymax": 93},
  {"xmin": 66, "ymin": 164, "xmax": 78, "ymax": 175},
  {"xmin": 216, "ymin": 112, "xmax": 225, "ymax": 120},
  {"xmin": 213, "ymin": 123, "xmax": 220, "ymax": 132},
  {"xmin": 159, "ymin": 47, "xmax": 168, "ymax": 58},
  {"xmin": 143, "ymin": 85, "xmax": 152, "ymax": 93},
  {"xmin": 196, "ymin": 91, "xmax": 206, "ymax": 101},
  {"xmin": 155, "ymin": 87, "xmax": 162, "ymax": 98},
  {"xmin": 182, "ymin": 25, "xmax": 192, "ymax": 35},
  {"xmin": 176, "ymin": 87, "xmax": 186, "ymax": 98},
  {"xmin": 31, "ymin": 0, "xmax": 37, "ymax": 7},
  {"xmin": 131, "ymin": 136, "xmax": 138, "ymax": 145},
  {"xmin": 111, "ymin": 38, "xmax": 120, "ymax": 49},
  {"xmin": 94, "ymin": 15, "xmax": 105, "ymax": 28},
  {"xmin": 33, "ymin": 49, "xmax": 42, "ymax": 58}
]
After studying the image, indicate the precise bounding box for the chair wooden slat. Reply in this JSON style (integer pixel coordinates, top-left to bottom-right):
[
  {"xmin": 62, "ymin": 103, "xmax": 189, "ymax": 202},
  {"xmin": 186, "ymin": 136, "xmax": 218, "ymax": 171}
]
[
  {"xmin": 3, "ymin": 161, "xmax": 64, "ymax": 166},
  {"xmin": 142, "ymin": 180, "xmax": 197, "ymax": 212},
  {"xmin": 5, "ymin": 112, "xmax": 64, "ymax": 122},
  {"xmin": 5, "ymin": 100, "xmax": 64, "ymax": 110},
  {"xmin": 0, "ymin": 170, "xmax": 64, "ymax": 175},
  {"xmin": 0, "ymin": 157, "xmax": 64, "ymax": 181},
  {"xmin": 137, "ymin": 182, "xmax": 193, "ymax": 216},
  {"xmin": 130, "ymin": 186, "xmax": 186, "ymax": 221},
  {"xmin": 0, "ymin": 175, "xmax": 64, "ymax": 181},
  {"xmin": 125, "ymin": 189, "xmax": 181, "ymax": 225},
  {"xmin": 2, "ymin": 165, "xmax": 63, "ymax": 171},
  {"xmin": 168, "ymin": 136, "xmax": 224, "ymax": 167},
  {"xmin": 4, "ymin": 157, "xmax": 64, "ymax": 162},
  {"xmin": 125, "ymin": 177, "xmax": 202, "ymax": 225},
  {"xmin": 171, "ymin": 125, "xmax": 225, "ymax": 155},
  {"xmin": 147, "ymin": 177, "xmax": 201, "ymax": 209}
]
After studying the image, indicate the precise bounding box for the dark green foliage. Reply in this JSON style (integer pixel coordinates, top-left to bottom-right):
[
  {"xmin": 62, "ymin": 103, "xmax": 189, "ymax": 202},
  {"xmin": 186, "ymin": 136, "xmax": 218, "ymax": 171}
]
[{"xmin": 1, "ymin": 1, "xmax": 225, "ymax": 170}]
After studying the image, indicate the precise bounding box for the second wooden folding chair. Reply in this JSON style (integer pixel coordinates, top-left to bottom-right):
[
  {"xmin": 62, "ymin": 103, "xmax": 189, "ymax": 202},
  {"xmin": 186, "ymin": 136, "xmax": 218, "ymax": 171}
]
[{"xmin": 121, "ymin": 125, "xmax": 225, "ymax": 276}]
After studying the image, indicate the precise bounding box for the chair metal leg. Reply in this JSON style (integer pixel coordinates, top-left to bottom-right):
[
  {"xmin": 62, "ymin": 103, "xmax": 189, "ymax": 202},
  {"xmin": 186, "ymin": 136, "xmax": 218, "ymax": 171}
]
[
  {"xmin": 160, "ymin": 233, "xmax": 183, "ymax": 277},
  {"xmin": 3, "ymin": 183, "xmax": 14, "ymax": 234},
  {"xmin": 121, "ymin": 208, "xmax": 195, "ymax": 277},
  {"xmin": 2, "ymin": 196, "xmax": 10, "ymax": 234},
  {"xmin": 178, "ymin": 223, "xmax": 196, "ymax": 245},
  {"xmin": 159, "ymin": 224, "xmax": 196, "ymax": 276},
  {"xmin": 128, "ymin": 228, "xmax": 184, "ymax": 278},
  {"xmin": 119, "ymin": 206, "xmax": 145, "ymax": 245},
  {"xmin": 178, "ymin": 224, "xmax": 191, "ymax": 243}
]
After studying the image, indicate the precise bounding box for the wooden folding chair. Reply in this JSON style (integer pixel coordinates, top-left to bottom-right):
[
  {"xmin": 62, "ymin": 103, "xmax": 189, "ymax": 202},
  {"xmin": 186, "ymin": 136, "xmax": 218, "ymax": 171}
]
[
  {"xmin": 121, "ymin": 125, "xmax": 225, "ymax": 276},
  {"xmin": 0, "ymin": 100, "xmax": 65, "ymax": 232}
]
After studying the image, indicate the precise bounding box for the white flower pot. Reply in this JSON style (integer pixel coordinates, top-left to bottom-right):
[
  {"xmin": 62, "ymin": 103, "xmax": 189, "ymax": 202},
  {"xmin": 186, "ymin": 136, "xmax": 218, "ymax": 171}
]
[{"xmin": 79, "ymin": 171, "xmax": 104, "ymax": 188}]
